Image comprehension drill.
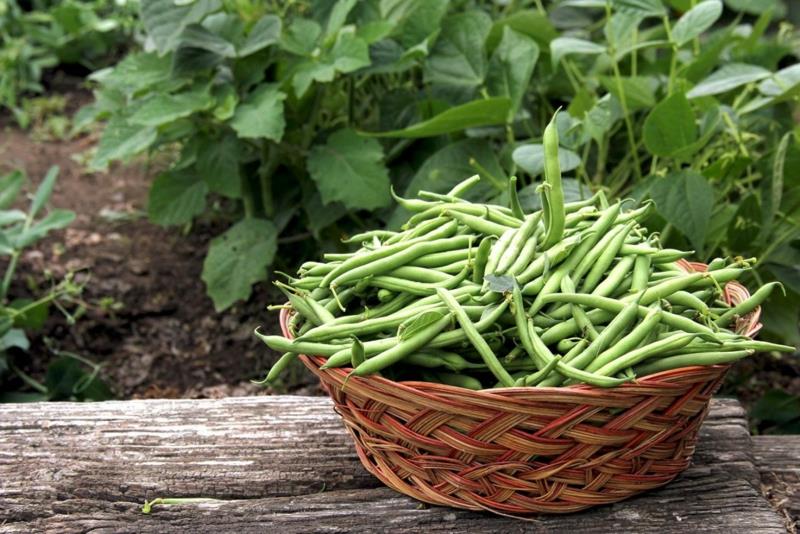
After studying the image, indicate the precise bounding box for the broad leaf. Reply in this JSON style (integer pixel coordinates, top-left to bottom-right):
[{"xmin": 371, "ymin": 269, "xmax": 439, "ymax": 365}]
[
  {"xmin": 202, "ymin": 218, "xmax": 277, "ymax": 311},
  {"xmin": 9, "ymin": 299, "xmax": 49, "ymax": 330},
  {"xmin": 196, "ymin": 134, "xmax": 242, "ymax": 198},
  {"xmin": 324, "ymin": 0, "xmax": 357, "ymax": 37},
  {"xmin": 90, "ymin": 53, "xmax": 173, "ymax": 96},
  {"xmin": 239, "ymin": 15, "xmax": 281, "ymax": 56},
  {"xmin": 280, "ymin": 18, "xmax": 321, "ymax": 56},
  {"xmin": 671, "ymin": 0, "xmax": 723, "ymax": 46},
  {"xmin": 92, "ymin": 118, "xmax": 157, "ymax": 170},
  {"xmin": 687, "ymin": 63, "xmax": 772, "ymax": 98},
  {"xmin": 423, "ymin": 10, "xmax": 492, "ymax": 89},
  {"xmin": 31, "ymin": 166, "xmax": 59, "ymax": 218},
  {"xmin": 550, "ymin": 37, "xmax": 605, "ymax": 68},
  {"xmin": 139, "ymin": 0, "xmax": 222, "ymax": 54},
  {"xmin": 175, "ymin": 23, "xmax": 236, "ymax": 57},
  {"xmin": 291, "ymin": 30, "xmax": 369, "ymax": 97},
  {"xmin": 611, "ymin": 0, "xmax": 666, "ymax": 17},
  {"xmin": 0, "ymin": 171, "xmax": 25, "ymax": 210},
  {"xmin": 0, "ymin": 210, "xmax": 26, "ymax": 226},
  {"xmin": 486, "ymin": 10, "xmax": 557, "ymax": 50},
  {"xmin": 727, "ymin": 194, "xmax": 761, "ymax": 252},
  {"xmin": 484, "ymin": 274, "xmax": 516, "ymax": 292},
  {"xmin": 486, "ymin": 28, "xmax": 539, "ymax": 116},
  {"xmin": 599, "ymin": 76, "xmax": 656, "ymax": 110},
  {"xmin": 583, "ymin": 94, "xmax": 622, "ymax": 142},
  {"xmin": 307, "ymin": 129, "xmax": 391, "ymax": 210},
  {"xmin": 724, "ymin": 0, "xmax": 782, "ymax": 14},
  {"xmin": 148, "ymin": 171, "xmax": 208, "ymax": 226},
  {"xmin": 129, "ymin": 88, "xmax": 213, "ymax": 127},
  {"xmin": 758, "ymin": 64, "xmax": 800, "ymax": 97},
  {"xmin": 650, "ymin": 170, "xmax": 714, "ymax": 253},
  {"xmin": 230, "ymin": 85, "xmax": 286, "ymax": 141},
  {"xmin": 512, "ymin": 144, "xmax": 581, "ymax": 176},
  {"xmin": 0, "ymin": 329, "xmax": 29, "ymax": 351},
  {"xmin": 643, "ymin": 92, "xmax": 698, "ymax": 157},
  {"xmin": 384, "ymin": 0, "xmax": 449, "ymax": 48},
  {"xmin": 369, "ymin": 98, "xmax": 511, "ymax": 138}
]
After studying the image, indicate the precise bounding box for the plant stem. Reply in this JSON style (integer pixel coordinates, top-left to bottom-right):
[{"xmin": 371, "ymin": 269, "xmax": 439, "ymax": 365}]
[{"xmin": 662, "ymin": 16, "xmax": 678, "ymax": 95}]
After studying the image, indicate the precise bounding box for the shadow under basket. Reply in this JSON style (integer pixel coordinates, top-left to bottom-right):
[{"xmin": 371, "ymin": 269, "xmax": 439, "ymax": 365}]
[{"xmin": 279, "ymin": 260, "xmax": 762, "ymax": 514}]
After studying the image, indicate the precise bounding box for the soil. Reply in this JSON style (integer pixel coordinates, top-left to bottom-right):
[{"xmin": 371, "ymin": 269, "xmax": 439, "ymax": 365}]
[{"xmin": 0, "ymin": 88, "xmax": 318, "ymax": 400}]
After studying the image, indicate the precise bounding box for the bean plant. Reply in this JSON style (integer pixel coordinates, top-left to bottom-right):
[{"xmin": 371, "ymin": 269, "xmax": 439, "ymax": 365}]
[
  {"xmin": 0, "ymin": 167, "xmax": 111, "ymax": 402},
  {"xmin": 0, "ymin": 0, "xmax": 138, "ymax": 127},
  {"xmin": 81, "ymin": 0, "xmax": 800, "ymax": 354}
]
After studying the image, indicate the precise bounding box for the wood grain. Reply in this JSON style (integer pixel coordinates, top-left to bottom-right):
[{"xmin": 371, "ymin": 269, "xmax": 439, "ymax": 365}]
[
  {"xmin": 754, "ymin": 435, "xmax": 800, "ymax": 530},
  {"xmin": 0, "ymin": 396, "xmax": 787, "ymax": 533}
]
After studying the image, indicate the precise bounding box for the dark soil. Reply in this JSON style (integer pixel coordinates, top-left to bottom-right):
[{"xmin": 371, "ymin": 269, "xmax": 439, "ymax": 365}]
[{"xmin": 0, "ymin": 96, "xmax": 319, "ymax": 400}]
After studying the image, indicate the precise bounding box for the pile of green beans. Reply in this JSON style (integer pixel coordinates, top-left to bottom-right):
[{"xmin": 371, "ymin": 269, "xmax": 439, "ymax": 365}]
[{"xmin": 256, "ymin": 116, "xmax": 794, "ymax": 390}]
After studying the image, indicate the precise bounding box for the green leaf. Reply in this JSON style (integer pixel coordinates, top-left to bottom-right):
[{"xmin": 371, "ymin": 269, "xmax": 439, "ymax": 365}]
[
  {"xmin": 687, "ymin": 63, "xmax": 772, "ymax": 98},
  {"xmin": 399, "ymin": 311, "xmax": 446, "ymax": 341},
  {"xmin": 751, "ymin": 389, "xmax": 800, "ymax": 425},
  {"xmin": 486, "ymin": 28, "xmax": 539, "ymax": 116},
  {"xmin": 604, "ymin": 11, "xmax": 643, "ymax": 50},
  {"xmin": 196, "ymin": 134, "xmax": 242, "ymax": 198},
  {"xmin": 91, "ymin": 118, "xmax": 158, "ymax": 170},
  {"xmin": 424, "ymin": 10, "xmax": 492, "ymax": 89},
  {"xmin": 291, "ymin": 30, "xmax": 369, "ymax": 97},
  {"xmin": 201, "ymin": 219, "xmax": 277, "ymax": 311},
  {"xmin": 758, "ymin": 64, "xmax": 800, "ymax": 97},
  {"xmin": 611, "ymin": 0, "xmax": 666, "ymax": 17},
  {"xmin": 671, "ymin": 0, "xmax": 723, "ymax": 46},
  {"xmin": 484, "ymin": 274, "xmax": 516, "ymax": 293},
  {"xmin": 643, "ymin": 92, "xmax": 698, "ymax": 157},
  {"xmin": 325, "ymin": 0, "xmax": 357, "ymax": 38},
  {"xmin": 148, "ymin": 171, "xmax": 208, "ymax": 226},
  {"xmin": 762, "ymin": 133, "xmax": 791, "ymax": 238},
  {"xmin": 550, "ymin": 37, "xmax": 606, "ymax": 68},
  {"xmin": 139, "ymin": 0, "xmax": 222, "ymax": 54},
  {"xmin": 230, "ymin": 85, "xmax": 286, "ymax": 141},
  {"xmin": 724, "ymin": 0, "xmax": 782, "ymax": 14},
  {"xmin": 175, "ymin": 23, "xmax": 236, "ymax": 57},
  {"xmin": 512, "ymin": 144, "xmax": 581, "ymax": 176},
  {"xmin": 518, "ymin": 178, "xmax": 589, "ymax": 212},
  {"xmin": 14, "ymin": 210, "xmax": 75, "ymax": 248},
  {"xmin": 583, "ymin": 94, "xmax": 622, "ymax": 142},
  {"xmin": 599, "ymin": 76, "xmax": 656, "ymax": 110},
  {"xmin": 727, "ymin": 194, "xmax": 761, "ymax": 252},
  {"xmin": 303, "ymin": 192, "xmax": 347, "ymax": 237},
  {"xmin": 31, "ymin": 166, "xmax": 59, "ymax": 218},
  {"xmin": 0, "ymin": 328, "xmax": 29, "ymax": 351},
  {"xmin": 369, "ymin": 98, "xmax": 511, "ymax": 138},
  {"xmin": 486, "ymin": 10, "xmax": 557, "ymax": 50},
  {"xmin": 0, "ymin": 210, "xmax": 26, "ymax": 226},
  {"xmin": 0, "ymin": 171, "xmax": 25, "ymax": 210},
  {"xmin": 650, "ymin": 171, "xmax": 714, "ymax": 253},
  {"xmin": 307, "ymin": 129, "xmax": 391, "ymax": 210},
  {"xmin": 384, "ymin": 0, "xmax": 448, "ymax": 48},
  {"xmin": 280, "ymin": 18, "xmax": 321, "ymax": 56},
  {"xmin": 129, "ymin": 88, "xmax": 213, "ymax": 127},
  {"xmin": 239, "ymin": 15, "xmax": 281, "ymax": 56},
  {"xmin": 9, "ymin": 299, "xmax": 49, "ymax": 330}
]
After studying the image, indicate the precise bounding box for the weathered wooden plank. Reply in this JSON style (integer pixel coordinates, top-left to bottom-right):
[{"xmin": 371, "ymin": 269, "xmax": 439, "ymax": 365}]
[
  {"xmin": 754, "ymin": 435, "xmax": 800, "ymax": 529},
  {"xmin": 0, "ymin": 397, "xmax": 786, "ymax": 533}
]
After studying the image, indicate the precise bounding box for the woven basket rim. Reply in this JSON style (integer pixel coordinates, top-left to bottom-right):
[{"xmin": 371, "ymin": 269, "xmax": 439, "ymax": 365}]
[{"xmin": 282, "ymin": 259, "xmax": 761, "ymax": 397}]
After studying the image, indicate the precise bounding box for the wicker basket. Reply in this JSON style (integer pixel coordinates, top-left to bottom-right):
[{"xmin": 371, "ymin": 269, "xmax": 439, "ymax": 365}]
[{"xmin": 280, "ymin": 260, "xmax": 762, "ymax": 514}]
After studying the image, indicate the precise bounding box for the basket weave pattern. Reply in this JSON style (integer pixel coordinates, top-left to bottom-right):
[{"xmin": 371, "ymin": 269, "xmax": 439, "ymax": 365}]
[{"xmin": 283, "ymin": 261, "xmax": 761, "ymax": 514}]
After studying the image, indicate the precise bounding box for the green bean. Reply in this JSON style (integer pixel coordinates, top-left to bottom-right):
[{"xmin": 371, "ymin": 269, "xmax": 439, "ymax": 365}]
[
  {"xmin": 561, "ymin": 275, "xmax": 598, "ymax": 341},
  {"xmin": 515, "ymin": 356, "xmax": 561, "ymax": 387},
  {"xmin": 255, "ymin": 330, "xmax": 348, "ymax": 356},
  {"xmin": 581, "ymin": 221, "xmax": 635, "ymax": 293},
  {"xmin": 391, "ymin": 186, "xmax": 435, "ymax": 212},
  {"xmin": 410, "ymin": 248, "xmax": 470, "ymax": 268},
  {"xmin": 537, "ymin": 339, "xmax": 588, "ymax": 386},
  {"xmin": 528, "ymin": 234, "xmax": 598, "ymax": 314},
  {"xmin": 446, "ymin": 203, "xmax": 523, "ymax": 228},
  {"xmin": 436, "ymin": 372, "xmax": 483, "ymax": 390},
  {"xmin": 352, "ymin": 313, "xmax": 453, "ymax": 376},
  {"xmin": 483, "ymin": 228, "xmax": 516, "ymax": 277},
  {"xmin": 370, "ymin": 265, "xmax": 471, "ymax": 296},
  {"xmin": 593, "ymin": 333, "xmax": 698, "ymax": 377},
  {"xmin": 377, "ymin": 289, "xmax": 395, "ymax": 302},
  {"xmin": 634, "ymin": 350, "xmax": 755, "ymax": 376},
  {"xmin": 472, "ymin": 237, "xmax": 494, "ymax": 284},
  {"xmin": 445, "ymin": 209, "xmax": 510, "ymax": 236},
  {"xmin": 447, "ymin": 174, "xmax": 482, "ymax": 197},
  {"xmin": 382, "ymin": 265, "xmax": 452, "ymax": 283},
  {"xmin": 321, "ymin": 220, "xmax": 458, "ymax": 287},
  {"xmin": 260, "ymin": 352, "xmax": 297, "ymax": 383},
  {"xmin": 630, "ymin": 254, "xmax": 651, "ymax": 293},
  {"xmin": 508, "ymin": 176, "xmax": 525, "ymax": 220},
  {"xmin": 496, "ymin": 214, "xmax": 540, "ymax": 274},
  {"xmin": 593, "ymin": 256, "xmax": 636, "ymax": 297},
  {"xmin": 276, "ymin": 285, "xmax": 323, "ymax": 326},
  {"xmin": 506, "ymin": 234, "xmax": 538, "ymax": 276},
  {"xmin": 330, "ymin": 235, "xmax": 473, "ymax": 289},
  {"xmin": 406, "ymin": 351, "xmax": 482, "ymax": 371},
  {"xmin": 584, "ymin": 306, "xmax": 662, "ymax": 373},
  {"xmin": 665, "ymin": 290, "xmax": 710, "ymax": 316},
  {"xmin": 401, "ymin": 215, "xmax": 452, "ymax": 240},
  {"xmin": 342, "ymin": 229, "xmax": 399, "ymax": 244},
  {"xmin": 571, "ymin": 221, "xmax": 627, "ymax": 285},
  {"xmin": 540, "ymin": 112, "xmax": 565, "ymax": 249},
  {"xmin": 516, "ymin": 233, "xmax": 582, "ymax": 284},
  {"xmin": 350, "ymin": 338, "xmax": 366, "ymax": 367},
  {"xmin": 437, "ymin": 288, "xmax": 514, "ymax": 386},
  {"xmin": 715, "ymin": 282, "xmax": 781, "ymax": 328}
]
